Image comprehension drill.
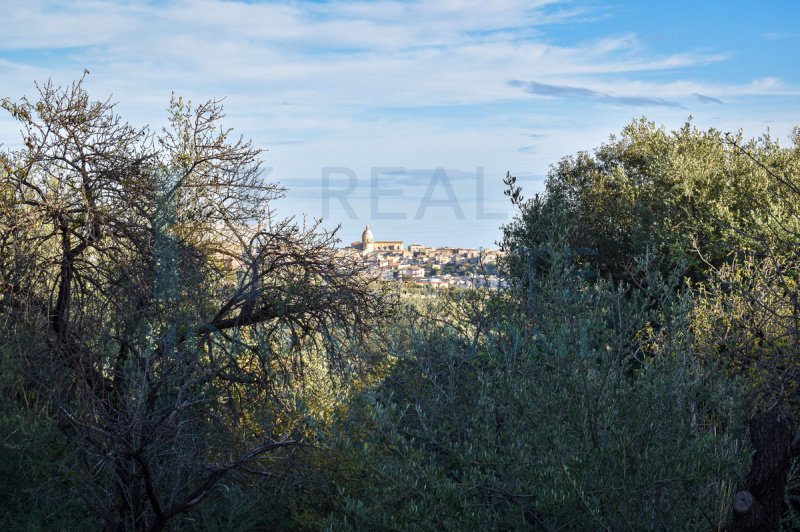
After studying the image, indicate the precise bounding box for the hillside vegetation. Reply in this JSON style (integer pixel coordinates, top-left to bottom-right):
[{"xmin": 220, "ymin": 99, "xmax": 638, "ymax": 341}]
[{"xmin": 2, "ymin": 80, "xmax": 800, "ymax": 530}]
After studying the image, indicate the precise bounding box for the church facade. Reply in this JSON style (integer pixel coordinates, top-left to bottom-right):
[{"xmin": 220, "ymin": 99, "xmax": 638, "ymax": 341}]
[{"xmin": 350, "ymin": 225, "xmax": 404, "ymax": 252}]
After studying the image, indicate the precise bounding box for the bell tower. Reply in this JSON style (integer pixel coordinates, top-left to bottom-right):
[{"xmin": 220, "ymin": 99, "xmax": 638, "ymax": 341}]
[{"xmin": 361, "ymin": 225, "xmax": 374, "ymax": 253}]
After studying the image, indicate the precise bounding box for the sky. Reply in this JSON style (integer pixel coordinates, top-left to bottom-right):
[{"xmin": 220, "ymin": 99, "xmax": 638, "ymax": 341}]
[{"xmin": 1, "ymin": 0, "xmax": 799, "ymax": 248}]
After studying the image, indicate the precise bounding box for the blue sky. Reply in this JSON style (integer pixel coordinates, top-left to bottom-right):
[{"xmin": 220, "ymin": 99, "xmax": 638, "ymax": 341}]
[{"xmin": 1, "ymin": 0, "xmax": 798, "ymax": 248}]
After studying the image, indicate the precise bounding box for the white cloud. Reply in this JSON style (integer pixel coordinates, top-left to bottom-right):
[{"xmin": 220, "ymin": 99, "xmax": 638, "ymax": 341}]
[{"xmin": 1, "ymin": 0, "xmax": 798, "ymax": 246}]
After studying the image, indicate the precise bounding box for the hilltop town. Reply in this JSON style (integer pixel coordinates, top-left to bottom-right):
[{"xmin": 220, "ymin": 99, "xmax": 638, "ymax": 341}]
[{"xmin": 343, "ymin": 225, "xmax": 505, "ymax": 289}]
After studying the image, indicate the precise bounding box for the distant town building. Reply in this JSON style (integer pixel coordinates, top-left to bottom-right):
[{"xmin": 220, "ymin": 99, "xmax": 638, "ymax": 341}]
[
  {"xmin": 408, "ymin": 243, "xmax": 430, "ymax": 254},
  {"xmin": 350, "ymin": 225, "xmax": 403, "ymax": 252},
  {"xmin": 347, "ymin": 225, "xmax": 506, "ymax": 290},
  {"xmin": 406, "ymin": 266, "xmax": 425, "ymax": 278}
]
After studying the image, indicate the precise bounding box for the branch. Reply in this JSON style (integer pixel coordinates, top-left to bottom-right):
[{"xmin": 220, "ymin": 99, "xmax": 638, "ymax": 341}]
[{"xmin": 157, "ymin": 439, "xmax": 298, "ymax": 529}]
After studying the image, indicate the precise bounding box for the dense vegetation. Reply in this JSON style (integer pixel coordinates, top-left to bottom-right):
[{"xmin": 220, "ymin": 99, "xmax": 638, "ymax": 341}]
[{"xmin": 2, "ymin": 80, "xmax": 800, "ymax": 530}]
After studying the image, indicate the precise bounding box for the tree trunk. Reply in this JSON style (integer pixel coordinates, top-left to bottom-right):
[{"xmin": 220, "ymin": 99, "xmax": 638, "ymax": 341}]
[{"xmin": 731, "ymin": 407, "xmax": 793, "ymax": 532}]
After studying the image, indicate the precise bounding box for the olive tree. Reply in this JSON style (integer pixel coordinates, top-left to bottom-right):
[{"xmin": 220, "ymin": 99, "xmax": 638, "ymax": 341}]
[{"xmin": 501, "ymin": 119, "xmax": 793, "ymax": 283}]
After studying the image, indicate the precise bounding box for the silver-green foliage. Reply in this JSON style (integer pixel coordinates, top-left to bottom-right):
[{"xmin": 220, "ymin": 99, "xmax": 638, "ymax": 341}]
[{"xmin": 328, "ymin": 237, "xmax": 747, "ymax": 530}]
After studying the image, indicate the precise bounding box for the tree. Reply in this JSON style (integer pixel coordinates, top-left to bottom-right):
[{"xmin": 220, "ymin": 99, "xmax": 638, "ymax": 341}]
[
  {"xmin": 501, "ymin": 119, "xmax": 800, "ymax": 528},
  {"xmin": 502, "ymin": 119, "xmax": 794, "ymax": 283},
  {"xmin": 0, "ymin": 78, "xmax": 390, "ymax": 530},
  {"xmin": 692, "ymin": 131, "xmax": 800, "ymax": 530}
]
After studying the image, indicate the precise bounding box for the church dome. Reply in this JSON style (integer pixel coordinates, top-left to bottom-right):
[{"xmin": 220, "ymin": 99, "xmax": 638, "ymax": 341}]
[{"xmin": 362, "ymin": 225, "xmax": 374, "ymax": 243}]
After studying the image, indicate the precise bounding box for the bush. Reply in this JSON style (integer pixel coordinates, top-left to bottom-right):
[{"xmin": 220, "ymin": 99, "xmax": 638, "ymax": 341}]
[{"xmin": 326, "ymin": 239, "xmax": 747, "ymax": 530}]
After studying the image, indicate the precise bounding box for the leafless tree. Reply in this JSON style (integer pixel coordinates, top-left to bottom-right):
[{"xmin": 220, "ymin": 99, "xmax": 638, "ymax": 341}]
[{"xmin": 0, "ymin": 77, "xmax": 392, "ymax": 530}]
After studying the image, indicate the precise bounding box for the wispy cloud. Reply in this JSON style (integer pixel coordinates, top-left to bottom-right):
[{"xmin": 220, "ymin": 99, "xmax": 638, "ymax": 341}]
[
  {"xmin": 762, "ymin": 32, "xmax": 796, "ymax": 41},
  {"xmin": 266, "ymin": 140, "xmax": 307, "ymax": 146},
  {"xmin": 693, "ymin": 93, "xmax": 723, "ymax": 105},
  {"xmin": 0, "ymin": 0, "xmax": 798, "ymax": 247},
  {"xmin": 508, "ymin": 79, "xmax": 686, "ymax": 108},
  {"xmin": 370, "ymin": 168, "xmax": 481, "ymax": 186},
  {"xmin": 508, "ymin": 79, "xmax": 596, "ymax": 98}
]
